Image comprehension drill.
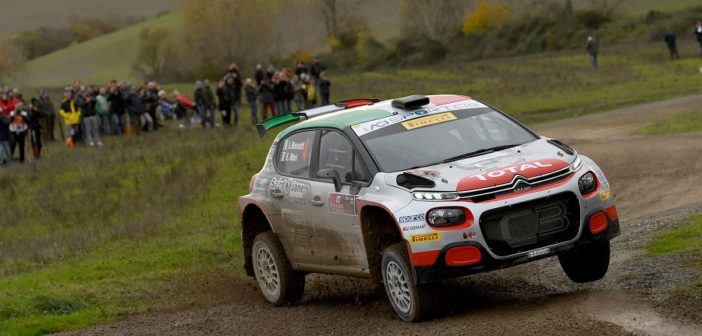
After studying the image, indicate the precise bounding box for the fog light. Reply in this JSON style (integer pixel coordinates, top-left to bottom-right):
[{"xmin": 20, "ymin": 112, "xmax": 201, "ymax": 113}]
[
  {"xmin": 445, "ymin": 246, "xmax": 481, "ymax": 266},
  {"xmin": 589, "ymin": 212, "xmax": 608, "ymax": 234}
]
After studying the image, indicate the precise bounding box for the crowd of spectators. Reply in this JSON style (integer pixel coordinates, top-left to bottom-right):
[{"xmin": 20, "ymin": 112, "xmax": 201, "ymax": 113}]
[{"xmin": 0, "ymin": 58, "xmax": 331, "ymax": 166}]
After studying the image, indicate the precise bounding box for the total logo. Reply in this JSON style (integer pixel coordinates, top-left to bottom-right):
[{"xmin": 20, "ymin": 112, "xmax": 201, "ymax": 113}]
[
  {"xmin": 458, "ymin": 159, "xmax": 569, "ymax": 191},
  {"xmin": 469, "ymin": 161, "xmax": 553, "ymax": 181}
]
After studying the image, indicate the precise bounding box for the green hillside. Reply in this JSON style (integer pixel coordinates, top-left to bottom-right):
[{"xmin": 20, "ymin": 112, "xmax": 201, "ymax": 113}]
[
  {"xmin": 20, "ymin": 12, "xmax": 181, "ymax": 87},
  {"xmin": 0, "ymin": 0, "xmax": 177, "ymax": 34}
]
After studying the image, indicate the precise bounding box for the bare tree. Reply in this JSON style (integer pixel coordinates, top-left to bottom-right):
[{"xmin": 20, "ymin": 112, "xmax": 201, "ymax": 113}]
[
  {"xmin": 0, "ymin": 37, "xmax": 27, "ymax": 85},
  {"xmin": 133, "ymin": 27, "xmax": 173, "ymax": 79},
  {"xmin": 313, "ymin": 0, "xmax": 360, "ymax": 39},
  {"xmin": 401, "ymin": 0, "xmax": 469, "ymax": 42},
  {"xmin": 317, "ymin": 0, "xmax": 339, "ymax": 38},
  {"xmin": 178, "ymin": 0, "xmax": 280, "ymax": 74}
]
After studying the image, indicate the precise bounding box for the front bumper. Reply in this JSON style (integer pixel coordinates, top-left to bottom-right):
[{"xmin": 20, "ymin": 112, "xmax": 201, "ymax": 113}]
[{"xmin": 413, "ymin": 211, "xmax": 620, "ymax": 284}]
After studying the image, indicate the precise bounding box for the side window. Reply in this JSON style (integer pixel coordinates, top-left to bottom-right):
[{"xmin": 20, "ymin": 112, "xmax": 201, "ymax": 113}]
[
  {"xmin": 353, "ymin": 151, "xmax": 370, "ymax": 182},
  {"xmin": 319, "ymin": 131, "xmax": 370, "ymax": 183},
  {"xmin": 277, "ymin": 131, "xmax": 315, "ymax": 177}
]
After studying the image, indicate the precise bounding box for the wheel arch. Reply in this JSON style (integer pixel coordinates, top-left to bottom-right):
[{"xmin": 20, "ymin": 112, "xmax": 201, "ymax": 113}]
[
  {"xmin": 359, "ymin": 204, "xmax": 405, "ymax": 284},
  {"xmin": 241, "ymin": 202, "xmax": 273, "ymax": 277}
]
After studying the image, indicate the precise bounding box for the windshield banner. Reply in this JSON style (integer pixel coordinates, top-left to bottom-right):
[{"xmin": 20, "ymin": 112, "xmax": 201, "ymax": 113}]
[{"xmin": 352, "ymin": 100, "xmax": 486, "ymax": 136}]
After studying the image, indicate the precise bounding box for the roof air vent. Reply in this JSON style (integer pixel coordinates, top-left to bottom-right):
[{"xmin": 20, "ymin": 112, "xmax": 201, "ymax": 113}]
[{"xmin": 391, "ymin": 95, "xmax": 430, "ymax": 110}]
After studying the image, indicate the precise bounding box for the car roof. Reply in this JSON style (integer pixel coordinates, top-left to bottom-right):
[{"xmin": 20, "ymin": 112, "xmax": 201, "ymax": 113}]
[{"xmin": 277, "ymin": 94, "xmax": 471, "ymax": 138}]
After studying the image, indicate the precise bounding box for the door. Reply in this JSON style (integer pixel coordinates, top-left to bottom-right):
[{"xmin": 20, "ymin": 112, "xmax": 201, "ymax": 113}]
[
  {"xmin": 306, "ymin": 130, "xmax": 372, "ymax": 273},
  {"xmin": 270, "ymin": 130, "xmax": 320, "ymax": 266}
]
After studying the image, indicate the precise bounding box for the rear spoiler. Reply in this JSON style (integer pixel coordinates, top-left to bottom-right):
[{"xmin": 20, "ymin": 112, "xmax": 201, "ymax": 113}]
[{"xmin": 256, "ymin": 98, "xmax": 380, "ymax": 138}]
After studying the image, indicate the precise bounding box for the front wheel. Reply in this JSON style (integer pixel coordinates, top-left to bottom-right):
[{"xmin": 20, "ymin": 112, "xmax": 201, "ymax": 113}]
[
  {"xmin": 252, "ymin": 232, "xmax": 305, "ymax": 305},
  {"xmin": 558, "ymin": 239, "xmax": 610, "ymax": 283},
  {"xmin": 381, "ymin": 243, "xmax": 436, "ymax": 322}
]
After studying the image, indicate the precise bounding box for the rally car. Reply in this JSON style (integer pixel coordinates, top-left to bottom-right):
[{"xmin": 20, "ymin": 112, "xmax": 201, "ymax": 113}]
[{"xmin": 238, "ymin": 94, "xmax": 619, "ymax": 322}]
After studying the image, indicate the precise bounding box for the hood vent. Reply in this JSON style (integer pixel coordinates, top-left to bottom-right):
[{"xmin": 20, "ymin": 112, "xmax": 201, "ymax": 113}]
[
  {"xmin": 547, "ymin": 139, "xmax": 575, "ymax": 155},
  {"xmin": 397, "ymin": 173, "xmax": 435, "ymax": 189}
]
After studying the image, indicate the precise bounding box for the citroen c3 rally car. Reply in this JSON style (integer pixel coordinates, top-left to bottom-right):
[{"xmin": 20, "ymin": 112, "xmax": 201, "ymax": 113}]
[{"xmin": 238, "ymin": 94, "xmax": 619, "ymax": 322}]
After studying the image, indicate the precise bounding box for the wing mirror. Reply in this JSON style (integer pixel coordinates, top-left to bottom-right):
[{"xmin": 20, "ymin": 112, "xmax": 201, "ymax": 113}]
[{"xmin": 316, "ymin": 169, "xmax": 342, "ymax": 192}]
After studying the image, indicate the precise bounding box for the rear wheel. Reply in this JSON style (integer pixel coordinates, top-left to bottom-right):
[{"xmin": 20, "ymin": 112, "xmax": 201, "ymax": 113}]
[
  {"xmin": 381, "ymin": 243, "xmax": 436, "ymax": 322},
  {"xmin": 558, "ymin": 239, "xmax": 610, "ymax": 283},
  {"xmin": 252, "ymin": 232, "xmax": 305, "ymax": 305}
]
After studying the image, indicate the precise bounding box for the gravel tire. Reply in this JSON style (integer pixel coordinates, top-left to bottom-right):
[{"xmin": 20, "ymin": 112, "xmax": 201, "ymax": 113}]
[
  {"xmin": 381, "ymin": 243, "xmax": 437, "ymax": 322},
  {"xmin": 252, "ymin": 231, "xmax": 305, "ymax": 306},
  {"xmin": 558, "ymin": 239, "xmax": 611, "ymax": 283}
]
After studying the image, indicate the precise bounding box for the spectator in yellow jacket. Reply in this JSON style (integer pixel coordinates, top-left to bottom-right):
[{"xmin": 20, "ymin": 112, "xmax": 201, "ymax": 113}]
[{"xmin": 59, "ymin": 89, "xmax": 81, "ymax": 143}]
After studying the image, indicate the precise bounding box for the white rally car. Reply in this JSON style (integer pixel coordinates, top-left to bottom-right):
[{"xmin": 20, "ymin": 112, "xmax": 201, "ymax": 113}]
[{"xmin": 239, "ymin": 94, "xmax": 619, "ymax": 321}]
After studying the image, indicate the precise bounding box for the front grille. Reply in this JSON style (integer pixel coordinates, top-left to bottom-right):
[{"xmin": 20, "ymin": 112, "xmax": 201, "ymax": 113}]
[
  {"xmin": 459, "ymin": 168, "xmax": 573, "ymax": 203},
  {"xmin": 479, "ymin": 192, "xmax": 580, "ymax": 256}
]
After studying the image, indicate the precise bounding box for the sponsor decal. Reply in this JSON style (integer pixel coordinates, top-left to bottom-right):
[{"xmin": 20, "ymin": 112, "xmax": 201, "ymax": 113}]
[
  {"xmin": 457, "ymin": 158, "xmax": 569, "ymax": 191},
  {"xmin": 470, "ymin": 161, "xmax": 553, "ymax": 181},
  {"xmin": 328, "ymin": 193, "xmax": 358, "ymax": 215},
  {"xmin": 252, "ymin": 176, "xmax": 269, "ymax": 195},
  {"xmin": 410, "ymin": 232, "xmax": 441, "ymax": 244},
  {"xmin": 527, "ymin": 247, "xmax": 550, "ymax": 258},
  {"xmin": 402, "ymin": 112, "xmax": 457, "ymax": 130},
  {"xmin": 406, "ymin": 169, "xmax": 441, "ymax": 180},
  {"xmin": 592, "ymin": 166, "xmax": 610, "ymax": 190},
  {"xmin": 402, "ymin": 224, "xmax": 427, "ymax": 232},
  {"xmin": 600, "ymin": 188, "xmax": 613, "ymax": 201},
  {"xmin": 399, "ymin": 213, "xmax": 425, "ymax": 223},
  {"xmin": 352, "ymin": 100, "xmax": 487, "ymax": 136},
  {"xmin": 269, "ymin": 177, "xmax": 309, "ymax": 200}
]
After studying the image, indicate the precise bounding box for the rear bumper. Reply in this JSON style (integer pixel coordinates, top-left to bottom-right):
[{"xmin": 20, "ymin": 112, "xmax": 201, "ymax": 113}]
[{"xmin": 413, "ymin": 214, "xmax": 620, "ymax": 284}]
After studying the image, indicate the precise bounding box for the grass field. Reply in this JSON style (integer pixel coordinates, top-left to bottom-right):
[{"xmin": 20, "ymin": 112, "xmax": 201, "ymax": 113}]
[
  {"xmin": 331, "ymin": 42, "xmax": 702, "ymax": 123},
  {"xmin": 0, "ymin": 123, "xmax": 271, "ymax": 335},
  {"xmin": 638, "ymin": 109, "xmax": 702, "ymax": 134}
]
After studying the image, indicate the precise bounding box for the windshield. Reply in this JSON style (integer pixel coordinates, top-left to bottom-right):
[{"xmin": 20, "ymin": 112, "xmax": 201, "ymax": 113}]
[{"xmin": 359, "ymin": 107, "xmax": 538, "ymax": 172}]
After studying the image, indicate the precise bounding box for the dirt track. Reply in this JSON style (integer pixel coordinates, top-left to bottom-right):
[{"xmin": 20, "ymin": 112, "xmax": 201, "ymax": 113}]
[{"xmin": 61, "ymin": 95, "xmax": 702, "ymax": 336}]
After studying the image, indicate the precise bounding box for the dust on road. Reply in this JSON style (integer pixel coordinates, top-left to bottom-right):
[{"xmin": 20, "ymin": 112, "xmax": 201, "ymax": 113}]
[{"xmin": 60, "ymin": 94, "xmax": 702, "ymax": 336}]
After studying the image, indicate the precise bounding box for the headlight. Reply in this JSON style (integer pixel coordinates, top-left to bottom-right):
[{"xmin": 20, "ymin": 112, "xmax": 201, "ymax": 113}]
[
  {"xmin": 427, "ymin": 208, "xmax": 466, "ymax": 227},
  {"xmin": 569, "ymin": 155, "xmax": 582, "ymax": 172},
  {"xmin": 413, "ymin": 192, "xmax": 460, "ymax": 201},
  {"xmin": 578, "ymin": 172, "xmax": 597, "ymax": 195}
]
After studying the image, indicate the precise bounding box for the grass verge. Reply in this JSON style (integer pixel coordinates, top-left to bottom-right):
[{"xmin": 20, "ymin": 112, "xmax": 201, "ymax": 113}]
[
  {"xmin": 648, "ymin": 213, "xmax": 702, "ymax": 296},
  {"xmin": 638, "ymin": 109, "xmax": 702, "ymax": 135},
  {"xmin": 0, "ymin": 119, "xmax": 274, "ymax": 335}
]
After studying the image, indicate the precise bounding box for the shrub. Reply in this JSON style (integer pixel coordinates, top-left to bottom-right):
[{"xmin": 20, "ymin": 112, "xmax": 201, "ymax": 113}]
[
  {"xmin": 462, "ymin": 0, "xmax": 512, "ymax": 35},
  {"xmin": 571, "ymin": 9, "xmax": 613, "ymax": 30},
  {"xmin": 30, "ymin": 296, "xmax": 87, "ymax": 315}
]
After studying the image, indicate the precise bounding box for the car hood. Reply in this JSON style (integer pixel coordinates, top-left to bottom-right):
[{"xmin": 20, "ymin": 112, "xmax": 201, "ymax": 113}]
[{"xmin": 386, "ymin": 138, "xmax": 576, "ymax": 192}]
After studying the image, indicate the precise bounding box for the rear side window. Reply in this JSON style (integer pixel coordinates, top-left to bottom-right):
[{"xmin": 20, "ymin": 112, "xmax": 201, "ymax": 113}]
[{"xmin": 277, "ymin": 131, "xmax": 315, "ymax": 177}]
